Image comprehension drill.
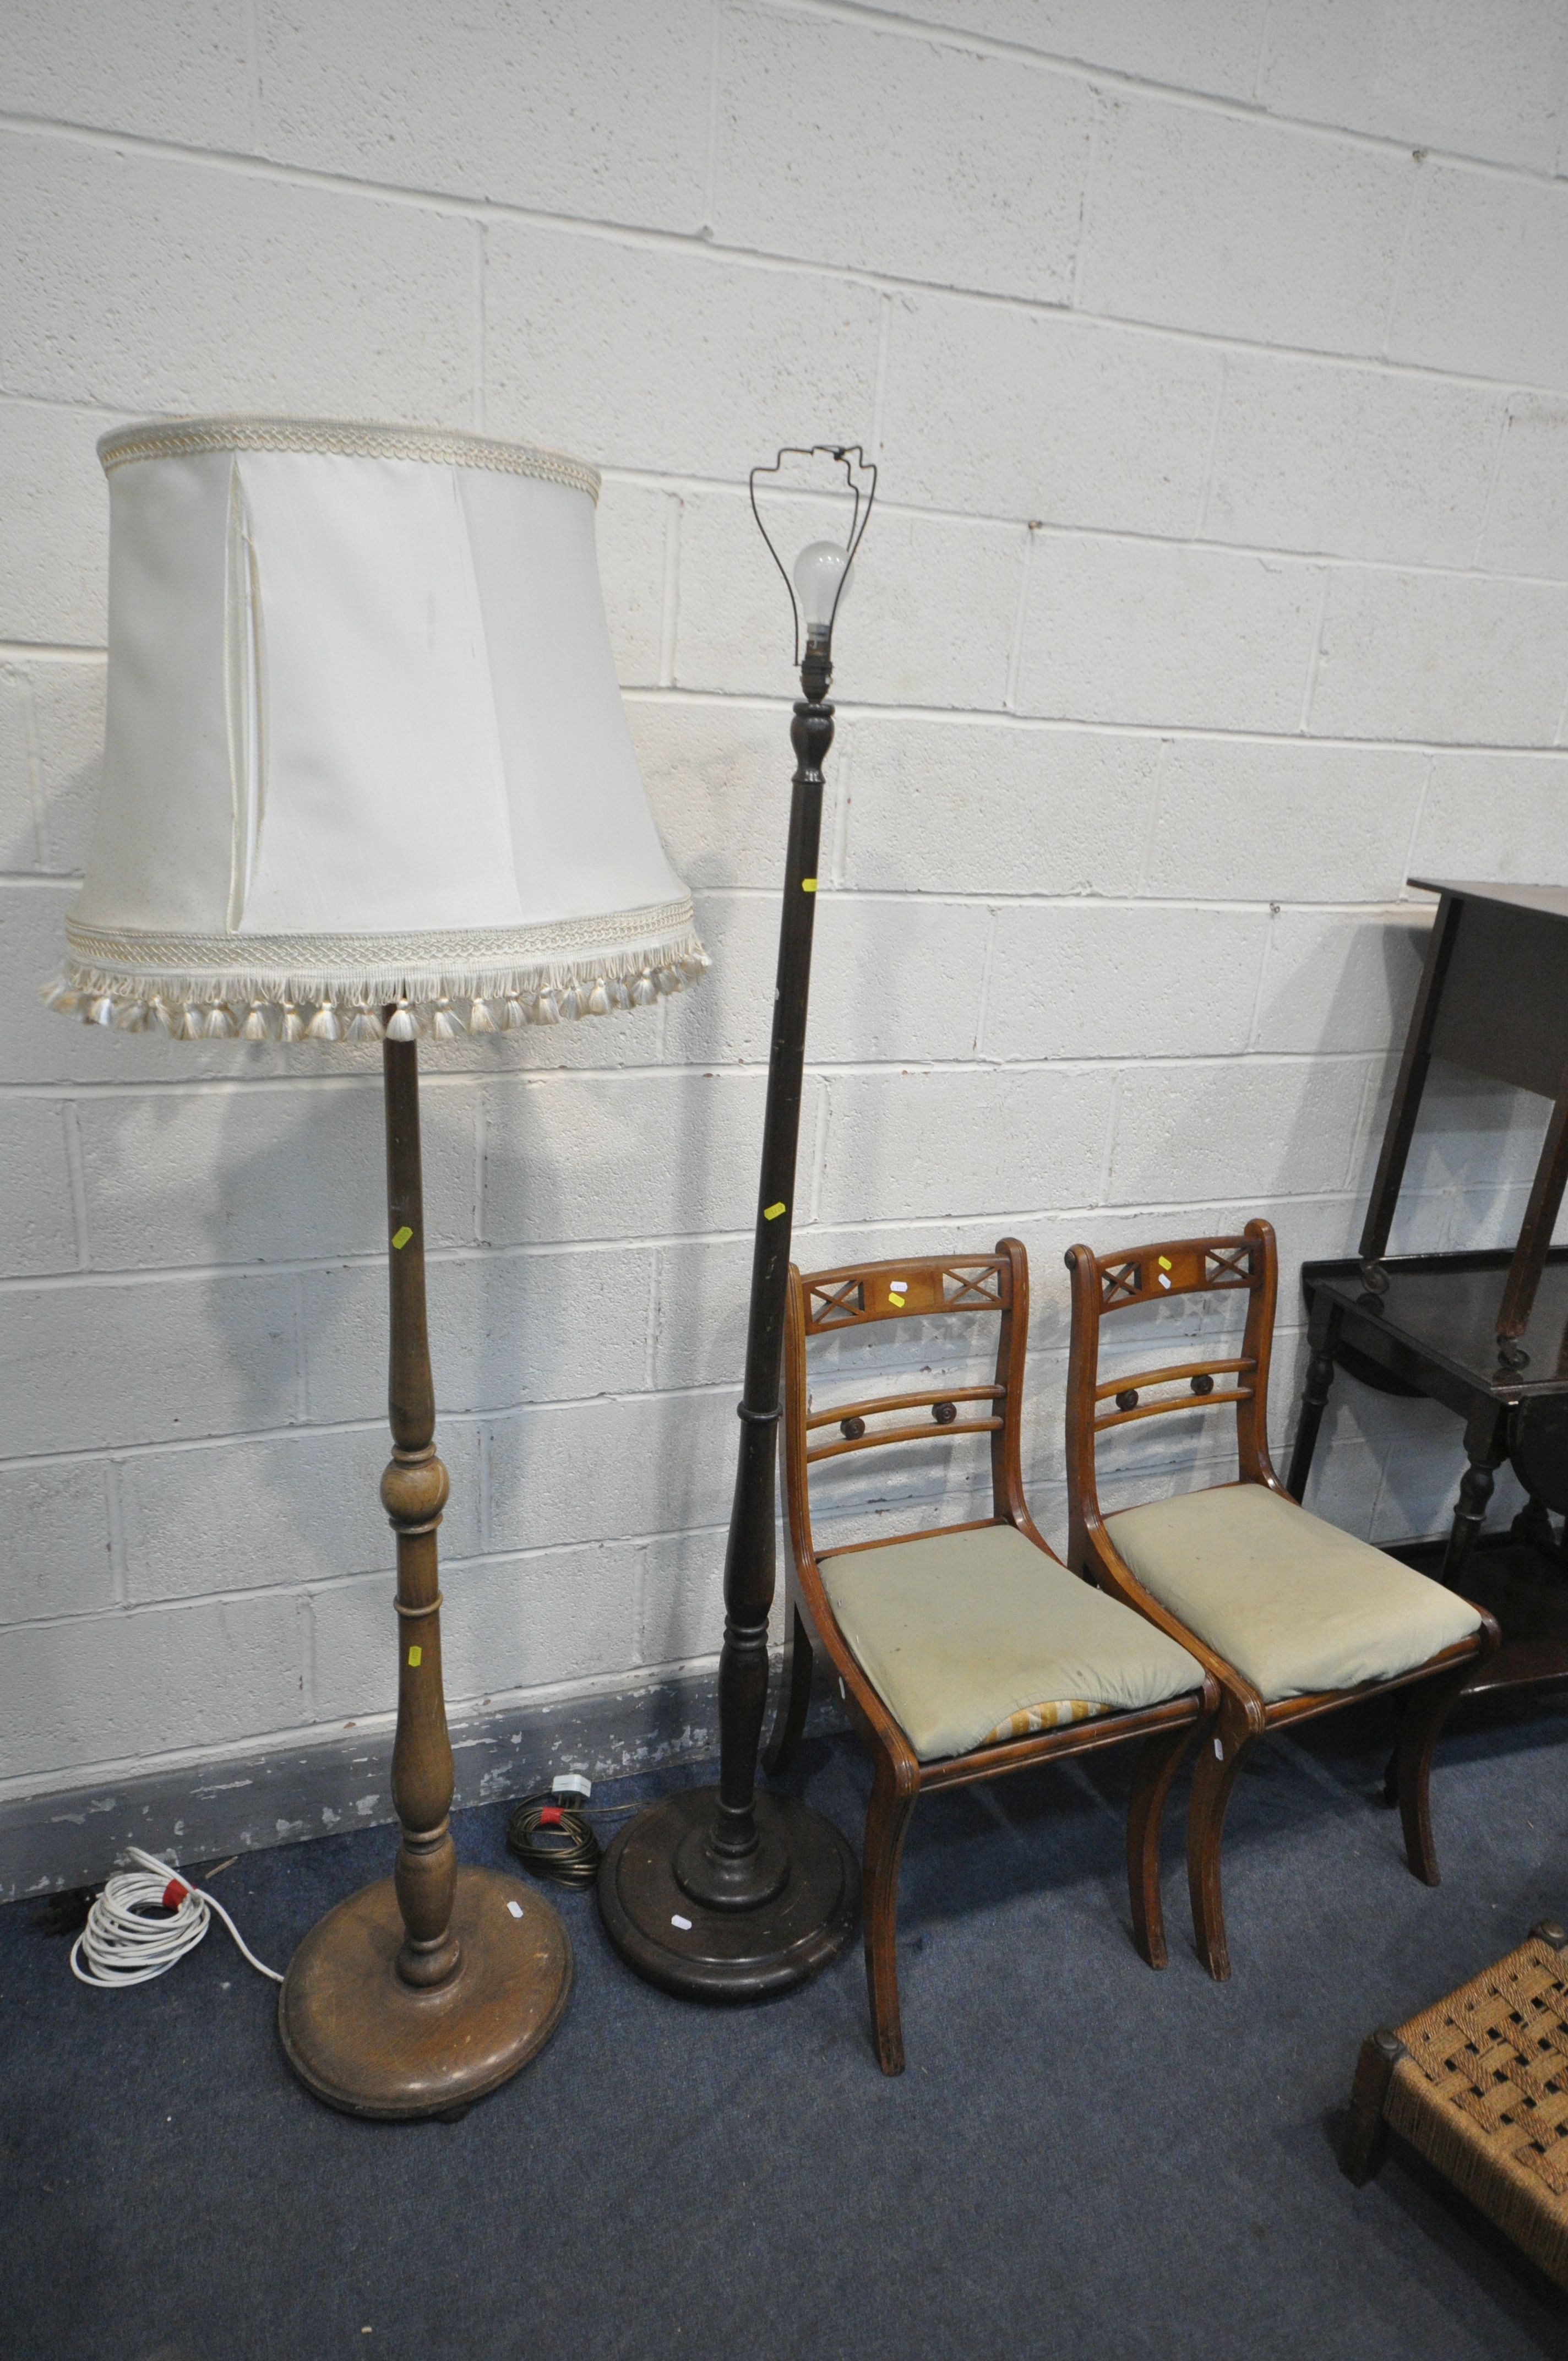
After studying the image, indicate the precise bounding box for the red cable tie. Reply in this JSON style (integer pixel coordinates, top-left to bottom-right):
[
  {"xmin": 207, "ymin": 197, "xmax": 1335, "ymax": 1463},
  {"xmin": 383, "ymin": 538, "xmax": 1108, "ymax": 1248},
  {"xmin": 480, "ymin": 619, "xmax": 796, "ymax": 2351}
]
[
  {"xmin": 537, "ymin": 1805, "xmax": 564, "ymax": 1827},
  {"xmin": 162, "ymin": 1879, "xmax": 189, "ymax": 1909}
]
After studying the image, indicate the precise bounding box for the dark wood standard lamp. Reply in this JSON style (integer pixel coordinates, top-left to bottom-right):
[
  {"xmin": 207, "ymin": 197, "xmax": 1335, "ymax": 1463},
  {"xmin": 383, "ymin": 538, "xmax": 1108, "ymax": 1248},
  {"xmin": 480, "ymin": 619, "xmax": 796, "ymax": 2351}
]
[
  {"xmin": 47, "ymin": 414, "xmax": 707, "ymax": 2114},
  {"xmin": 597, "ymin": 447, "xmax": 873, "ymax": 1999}
]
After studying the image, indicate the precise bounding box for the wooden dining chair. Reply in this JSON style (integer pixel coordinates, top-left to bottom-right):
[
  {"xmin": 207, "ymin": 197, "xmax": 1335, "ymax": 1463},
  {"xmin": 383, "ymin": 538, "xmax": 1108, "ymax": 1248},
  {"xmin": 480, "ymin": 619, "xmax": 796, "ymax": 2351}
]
[
  {"xmin": 1064, "ymin": 1218, "xmax": 1500, "ymax": 1982},
  {"xmin": 767, "ymin": 1237, "xmax": 1216, "ymax": 2074}
]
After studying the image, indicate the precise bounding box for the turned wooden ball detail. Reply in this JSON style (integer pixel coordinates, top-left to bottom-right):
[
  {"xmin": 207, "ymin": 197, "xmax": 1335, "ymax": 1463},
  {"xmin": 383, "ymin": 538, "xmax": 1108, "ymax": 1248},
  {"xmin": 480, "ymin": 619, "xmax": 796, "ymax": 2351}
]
[{"xmin": 381, "ymin": 1451, "xmax": 450, "ymax": 1527}]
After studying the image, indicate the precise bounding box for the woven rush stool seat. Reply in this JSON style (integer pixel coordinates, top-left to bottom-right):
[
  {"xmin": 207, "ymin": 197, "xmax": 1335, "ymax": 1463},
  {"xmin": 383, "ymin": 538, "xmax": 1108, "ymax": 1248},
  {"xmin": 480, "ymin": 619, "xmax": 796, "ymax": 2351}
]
[{"xmin": 1341, "ymin": 1920, "xmax": 1568, "ymax": 2288}]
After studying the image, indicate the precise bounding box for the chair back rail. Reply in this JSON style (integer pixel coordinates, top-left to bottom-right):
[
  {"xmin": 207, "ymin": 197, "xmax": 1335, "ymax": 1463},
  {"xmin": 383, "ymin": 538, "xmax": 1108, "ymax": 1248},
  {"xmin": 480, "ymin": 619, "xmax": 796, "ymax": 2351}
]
[
  {"xmin": 784, "ymin": 1240, "xmax": 1036, "ymax": 1574},
  {"xmin": 1093, "ymin": 1354, "xmax": 1257, "ymax": 1432},
  {"xmin": 805, "ymin": 1383, "xmax": 1004, "ymax": 1429},
  {"xmin": 1096, "ymin": 1239, "xmax": 1259, "ymax": 1310},
  {"xmin": 808, "ymin": 1416, "xmax": 1004, "ymax": 1466},
  {"xmin": 801, "ymin": 1254, "xmax": 1011, "ymax": 1335},
  {"xmin": 1092, "ymin": 1356, "xmax": 1253, "ymax": 1401},
  {"xmin": 1096, "ymin": 1388, "xmax": 1252, "ymax": 1433},
  {"xmin": 1066, "ymin": 1223, "xmax": 1282, "ymax": 1517}
]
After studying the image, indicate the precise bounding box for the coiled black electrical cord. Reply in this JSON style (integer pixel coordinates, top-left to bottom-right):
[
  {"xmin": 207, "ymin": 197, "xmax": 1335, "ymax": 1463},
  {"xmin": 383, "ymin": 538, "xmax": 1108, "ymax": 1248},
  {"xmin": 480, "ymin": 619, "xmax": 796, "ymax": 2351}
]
[
  {"xmin": 505, "ymin": 1791, "xmax": 604, "ymax": 1890},
  {"xmin": 506, "ymin": 1785, "xmax": 689, "ymax": 1890}
]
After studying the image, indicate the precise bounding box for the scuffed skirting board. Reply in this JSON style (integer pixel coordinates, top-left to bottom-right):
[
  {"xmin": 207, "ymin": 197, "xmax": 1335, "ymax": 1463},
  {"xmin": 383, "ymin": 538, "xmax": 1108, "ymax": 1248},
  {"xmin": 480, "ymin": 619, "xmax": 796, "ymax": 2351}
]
[{"xmin": 0, "ymin": 1659, "xmax": 848, "ymax": 1902}]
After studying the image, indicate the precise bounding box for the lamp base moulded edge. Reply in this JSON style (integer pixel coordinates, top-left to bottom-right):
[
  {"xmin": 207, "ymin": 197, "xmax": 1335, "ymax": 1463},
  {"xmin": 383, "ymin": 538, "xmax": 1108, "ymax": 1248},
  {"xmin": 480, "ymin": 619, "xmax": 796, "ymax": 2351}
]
[
  {"xmin": 596, "ymin": 1787, "xmax": 859, "ymax": 2001},
  {"xmin": 277, "ymin": 1864, "xmax": 571, "ymax": 2119}
]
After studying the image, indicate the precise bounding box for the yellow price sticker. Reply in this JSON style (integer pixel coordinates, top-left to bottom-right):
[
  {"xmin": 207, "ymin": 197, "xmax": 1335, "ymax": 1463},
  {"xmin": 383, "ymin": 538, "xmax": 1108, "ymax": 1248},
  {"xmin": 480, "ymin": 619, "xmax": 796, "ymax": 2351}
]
[
  {"xmin": 407, "ymin": 1645, "xmax": 422, "ymax": 1668},
  {"xmin": 763, "ymin": 1201, "xmax": 786, "ymax": 1221},
  {"xmin": 801, "ymin": 877, "xmax": 817, "ymax": 893},
  {"xmin": 391, "ymin": 1226, "xmax": 413, "ymax": 1250}
]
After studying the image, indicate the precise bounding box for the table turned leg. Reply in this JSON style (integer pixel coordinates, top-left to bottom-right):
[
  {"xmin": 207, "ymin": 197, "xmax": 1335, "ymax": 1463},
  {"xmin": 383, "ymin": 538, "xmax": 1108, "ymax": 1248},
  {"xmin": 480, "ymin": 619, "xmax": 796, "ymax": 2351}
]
[
  {"xmin": 1287, "ymin": 1303, "xmax": 1341, "ymax": 1504},
  {"xmin": 1442, "ymin": 1405, "xmax": 1509, "ymax": 1588},
  {"xmin": 1495, "ymin": 1088, "xmax": 1568, "ymax": 1366},
  {"xmin": 1355, "ymin": 890, "xmax": 1462, "ymax": 1298}
]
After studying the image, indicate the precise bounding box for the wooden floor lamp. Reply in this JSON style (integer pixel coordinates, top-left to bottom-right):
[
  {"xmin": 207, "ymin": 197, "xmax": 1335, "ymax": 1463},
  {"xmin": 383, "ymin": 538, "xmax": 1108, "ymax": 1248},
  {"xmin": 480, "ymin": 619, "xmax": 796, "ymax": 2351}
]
[
  {"xmin": 597, "ymin": 445, "xmax": 873, "ymax": 2000},
  {"xmin": 47, "ymin": 414, "xmax": 707, "ymax": 2117}
]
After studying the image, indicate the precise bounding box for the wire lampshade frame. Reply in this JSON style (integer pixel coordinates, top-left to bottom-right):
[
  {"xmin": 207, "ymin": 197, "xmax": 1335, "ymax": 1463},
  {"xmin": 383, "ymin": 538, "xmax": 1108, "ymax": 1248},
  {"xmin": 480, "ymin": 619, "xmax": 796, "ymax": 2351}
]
[{"xmin": 748, "ymin": 444, "xmax": 878, "ymax": 667}]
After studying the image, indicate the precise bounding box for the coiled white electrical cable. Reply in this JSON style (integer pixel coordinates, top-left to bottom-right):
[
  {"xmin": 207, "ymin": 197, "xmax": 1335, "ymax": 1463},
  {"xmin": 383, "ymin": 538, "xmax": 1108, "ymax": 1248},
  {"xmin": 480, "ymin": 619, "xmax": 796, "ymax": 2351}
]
[{"xmin": 69, "ymin": 1846, "xmax": 283, "ymax": 1989}]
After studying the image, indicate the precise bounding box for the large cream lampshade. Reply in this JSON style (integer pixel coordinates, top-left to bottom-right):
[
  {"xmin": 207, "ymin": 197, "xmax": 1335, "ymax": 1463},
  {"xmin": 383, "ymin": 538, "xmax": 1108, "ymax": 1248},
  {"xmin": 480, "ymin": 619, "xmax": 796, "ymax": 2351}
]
[{"xmin": 47, "ymin": 415, "xmax": 705, "ymax": 1039}]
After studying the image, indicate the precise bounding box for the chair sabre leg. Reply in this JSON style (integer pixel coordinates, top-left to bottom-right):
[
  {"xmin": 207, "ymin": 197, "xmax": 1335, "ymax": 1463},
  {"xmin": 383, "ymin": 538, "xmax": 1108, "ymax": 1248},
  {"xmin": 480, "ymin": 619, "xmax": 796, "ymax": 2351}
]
[
  {"xmin": 1186, "ymin": 1722, "xmax": 1253, "ymax": 1982},
  {"xmin": 862, "ymin": 1759, "xmax": 917, "ymax": 2076},
  {"xmin": 1394, "ymin": 1663, "xmax": 1472, "ymax": 1885},
  {"xmin": 763, "ymin": 1600, "xmax": 814, "ymax": 1777},
  {"xmin": 1340, "ymin": 2031, "xmax": 1407, "ymax": 2184},
  {"xmin": 1125, "ymin": 1722, "xmax": 1197, "ymax": 1971}
]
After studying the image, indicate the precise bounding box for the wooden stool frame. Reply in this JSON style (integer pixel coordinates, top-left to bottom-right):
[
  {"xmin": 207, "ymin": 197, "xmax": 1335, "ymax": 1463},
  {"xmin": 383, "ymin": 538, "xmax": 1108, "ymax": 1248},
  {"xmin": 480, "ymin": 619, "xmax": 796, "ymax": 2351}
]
[
  {"xmin": 767, "ymin": 1236, "xmax": 1217, "ymax": 2075},
  {"xmin": 1064, "ymin": 1218, "xmax": 1500, "ymax": 1982},
  {"xmin": 1341, "ymin": 1918, "xmax": 1568, "ymax": 2290}
]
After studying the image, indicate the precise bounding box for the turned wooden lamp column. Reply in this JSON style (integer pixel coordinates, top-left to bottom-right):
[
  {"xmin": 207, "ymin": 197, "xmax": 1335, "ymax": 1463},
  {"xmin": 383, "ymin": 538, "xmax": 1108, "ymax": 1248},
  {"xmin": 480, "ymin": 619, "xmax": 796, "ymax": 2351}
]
[
  {"xmin": 277, "ymin": 1034, "xmax": 570, "ymax": 2111},
  {"xmin": 382, "ymin": 1040, "xmax": 460, "ymax": 1989},
  {"xmin": 597, "ymin": 446, "xmax": 873, "ymax": 2000},
  {"xmin": 45, "ymin": 414, "xmax": 707, "ymax": 2117}
]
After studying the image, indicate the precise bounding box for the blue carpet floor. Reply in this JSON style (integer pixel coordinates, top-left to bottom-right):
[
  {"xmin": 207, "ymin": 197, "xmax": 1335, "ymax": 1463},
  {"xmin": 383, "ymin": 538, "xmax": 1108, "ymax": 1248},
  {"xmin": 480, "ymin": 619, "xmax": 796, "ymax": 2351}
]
[{"xmin": 4, "ymin": 1693, "xmax": 1567, "ymax": 2361}]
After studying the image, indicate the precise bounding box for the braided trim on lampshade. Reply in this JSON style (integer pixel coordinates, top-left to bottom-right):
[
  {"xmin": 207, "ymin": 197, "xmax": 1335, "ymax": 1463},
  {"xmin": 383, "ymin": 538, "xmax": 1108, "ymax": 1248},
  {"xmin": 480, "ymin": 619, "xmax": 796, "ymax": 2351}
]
[
  {"xmin": 96, "ymin": 416, "xmax": 600, "ymax": 501},
  {"xmin": 44, "ymin": 901, "xmax": 707, "ymax": 1043}
]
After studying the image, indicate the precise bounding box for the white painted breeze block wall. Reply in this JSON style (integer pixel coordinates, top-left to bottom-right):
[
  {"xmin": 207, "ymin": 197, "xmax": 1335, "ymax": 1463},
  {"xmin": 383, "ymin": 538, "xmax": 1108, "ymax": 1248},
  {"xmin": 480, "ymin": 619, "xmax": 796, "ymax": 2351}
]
[{"xmin": 6, "ymin": 0, "xmax": 1568, "ymax": 1827}]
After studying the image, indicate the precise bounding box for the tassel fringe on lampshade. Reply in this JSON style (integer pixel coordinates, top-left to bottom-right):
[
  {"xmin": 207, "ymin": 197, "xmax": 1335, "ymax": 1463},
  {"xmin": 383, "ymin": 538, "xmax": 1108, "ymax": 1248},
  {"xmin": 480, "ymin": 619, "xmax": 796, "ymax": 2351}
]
[
  {"xmin": 43, "ymin": 416, "xmax": 706, "ymax": 1045},
  {"xmin": 41, "ymin": 933, "xmax": 710, "ymax": 1043}
]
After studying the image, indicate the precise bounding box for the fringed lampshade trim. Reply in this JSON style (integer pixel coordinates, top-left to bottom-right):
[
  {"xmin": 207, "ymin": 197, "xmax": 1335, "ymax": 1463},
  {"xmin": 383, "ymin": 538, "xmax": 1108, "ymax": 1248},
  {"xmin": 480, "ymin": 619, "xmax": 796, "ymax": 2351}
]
[{"xmin": 41, "ymin": 916, "xmax": 709, "ymax": 1043}]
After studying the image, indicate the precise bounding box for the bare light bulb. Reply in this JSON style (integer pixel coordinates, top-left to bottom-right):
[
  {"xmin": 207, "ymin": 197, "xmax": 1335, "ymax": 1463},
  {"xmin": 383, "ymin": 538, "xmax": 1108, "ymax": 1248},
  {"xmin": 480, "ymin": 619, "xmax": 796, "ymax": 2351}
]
[{"xmin": 793, "ymin": 538, "xmax": 851, "ymax": 643}]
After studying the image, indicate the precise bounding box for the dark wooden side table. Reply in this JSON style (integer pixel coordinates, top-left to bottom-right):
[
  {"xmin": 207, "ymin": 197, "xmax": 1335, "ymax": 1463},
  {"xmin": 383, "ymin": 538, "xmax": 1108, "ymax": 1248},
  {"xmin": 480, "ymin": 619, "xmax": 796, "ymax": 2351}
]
[
  {"xmin": 1359, "ymin": 879, "xmax": 1568, "ymax": 1369},
  {"xmin": 1290, "ymin": 1249, "xmax": 1568, "ymax": 1696},
  {"xmin": 1287, "ymin": 880, "xmax": 1568, "ymax": 1699}
]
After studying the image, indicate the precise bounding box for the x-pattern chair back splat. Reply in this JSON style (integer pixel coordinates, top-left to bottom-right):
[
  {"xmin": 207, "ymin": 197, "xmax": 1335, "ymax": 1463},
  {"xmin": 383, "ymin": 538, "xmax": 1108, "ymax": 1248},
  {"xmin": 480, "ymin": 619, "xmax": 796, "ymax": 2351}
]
[{"xmin": 797, "ymin": 1253, "xmax": 1020, "ymax": 1506}]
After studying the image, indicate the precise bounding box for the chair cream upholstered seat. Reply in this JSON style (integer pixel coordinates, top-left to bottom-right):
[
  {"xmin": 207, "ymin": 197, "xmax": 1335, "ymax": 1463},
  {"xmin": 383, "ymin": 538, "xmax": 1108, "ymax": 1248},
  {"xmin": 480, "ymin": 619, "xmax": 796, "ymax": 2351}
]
[
  {"xmin": 820, "ymin": 1521, "xmax": 1204, "ymax": 1762},
  {"xmin": 1106, "ymin": 1484, "xmax": 1482, "ymax": 1705}
]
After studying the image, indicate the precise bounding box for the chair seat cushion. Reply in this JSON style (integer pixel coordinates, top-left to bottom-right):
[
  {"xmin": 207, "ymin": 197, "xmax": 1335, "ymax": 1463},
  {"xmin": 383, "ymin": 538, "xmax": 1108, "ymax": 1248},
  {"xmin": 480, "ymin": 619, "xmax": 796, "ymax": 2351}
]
[
  {"xmin": 1105, "ymin": 1484, "xmax": 1482, "ymax": 1704},
  {"xmin": 819, "ymin": 1521, "xmax": 1203, "ymax": 1763}
]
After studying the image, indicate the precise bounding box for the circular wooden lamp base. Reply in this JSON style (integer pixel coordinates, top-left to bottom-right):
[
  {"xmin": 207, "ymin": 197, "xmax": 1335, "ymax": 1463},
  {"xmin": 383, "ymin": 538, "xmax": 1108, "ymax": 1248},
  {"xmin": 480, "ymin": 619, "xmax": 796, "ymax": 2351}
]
[
  {"xmin": 278, "ymin": 1865, "xmax": 571, "ymax": 2119},
  {"xmin": 597, "ymin": 1787, "xmax": 858, "ymax": 2001}
]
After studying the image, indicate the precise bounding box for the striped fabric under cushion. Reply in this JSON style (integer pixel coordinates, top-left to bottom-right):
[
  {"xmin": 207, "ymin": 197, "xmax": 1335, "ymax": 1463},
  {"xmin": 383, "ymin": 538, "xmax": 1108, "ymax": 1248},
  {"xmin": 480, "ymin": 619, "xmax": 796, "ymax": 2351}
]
[{"xmin": 979, "ymin": 1699, "xmax": 1107, "ymax": 1745}]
